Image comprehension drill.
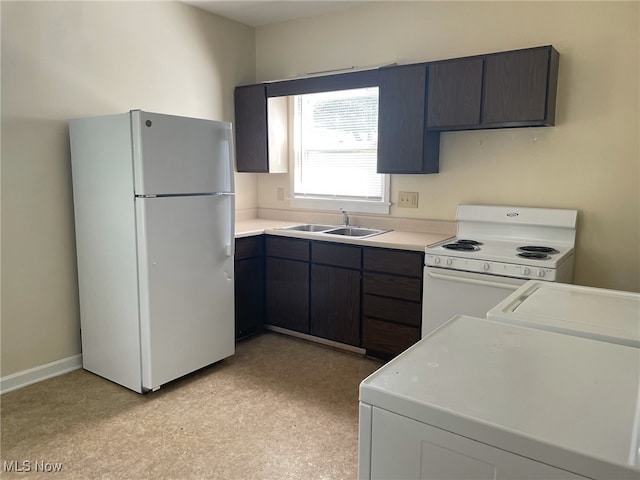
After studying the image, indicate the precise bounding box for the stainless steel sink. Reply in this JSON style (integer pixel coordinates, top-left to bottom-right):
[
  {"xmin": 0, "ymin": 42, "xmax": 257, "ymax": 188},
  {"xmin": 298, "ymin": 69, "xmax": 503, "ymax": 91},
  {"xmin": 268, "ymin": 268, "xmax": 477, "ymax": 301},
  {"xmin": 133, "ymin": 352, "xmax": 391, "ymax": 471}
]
[
  {"xmin": 324, "ymin": 227, "xmax": 388, "ymax": 238},
  {"xmin": 279, "ymin": 224, "xmax": 335, "ymax": 232},
  {"xmin": 277, "ymin": 224, "xmax": 389, "ymax": 238}
]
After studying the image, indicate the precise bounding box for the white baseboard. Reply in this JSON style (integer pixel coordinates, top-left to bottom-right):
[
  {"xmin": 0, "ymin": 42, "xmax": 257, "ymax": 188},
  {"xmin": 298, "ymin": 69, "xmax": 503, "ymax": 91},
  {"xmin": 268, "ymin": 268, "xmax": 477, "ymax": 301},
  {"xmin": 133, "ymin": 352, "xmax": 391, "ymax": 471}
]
[{"xmin": 0, "ymin": 354, "xmax": 83, "ymax": 394}]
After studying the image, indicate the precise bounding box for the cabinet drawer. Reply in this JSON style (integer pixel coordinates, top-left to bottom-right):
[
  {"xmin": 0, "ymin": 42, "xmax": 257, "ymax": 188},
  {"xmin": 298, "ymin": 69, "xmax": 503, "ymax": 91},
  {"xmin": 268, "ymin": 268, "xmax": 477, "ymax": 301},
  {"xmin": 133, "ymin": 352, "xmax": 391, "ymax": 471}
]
[
  {"xmin": 235, "ymin": 236, "xmax": 264, "ymax": 261},
  {"xmin": 265, "ymin": 236, "xmax": 310, "ymax": 261},
  {"xmin": 363, "ymin": 248, "xmax": 423, "ymax": 277},
  {"xmin": 312, "ymin": 242, "xmax": 361, "ymax": 269},
  {"xmin": 362, "ymin": 317, "xmax": 420, "ymax": 356},
  {"xmin": 363, "ymin": 294, "xmax": 421, "ymax": 327},
  {"xmin": 363, "ymin": 273, "xmax": 422, "ymax": 302}
]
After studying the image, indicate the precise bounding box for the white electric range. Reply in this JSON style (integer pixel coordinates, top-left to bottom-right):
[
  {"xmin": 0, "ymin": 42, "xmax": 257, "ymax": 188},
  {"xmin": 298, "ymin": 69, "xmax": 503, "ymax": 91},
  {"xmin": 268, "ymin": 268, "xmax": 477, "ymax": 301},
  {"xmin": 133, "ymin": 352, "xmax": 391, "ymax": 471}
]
[{"xmin": 423, "ymin": 204, "xmax": 578, "ymax": 337}]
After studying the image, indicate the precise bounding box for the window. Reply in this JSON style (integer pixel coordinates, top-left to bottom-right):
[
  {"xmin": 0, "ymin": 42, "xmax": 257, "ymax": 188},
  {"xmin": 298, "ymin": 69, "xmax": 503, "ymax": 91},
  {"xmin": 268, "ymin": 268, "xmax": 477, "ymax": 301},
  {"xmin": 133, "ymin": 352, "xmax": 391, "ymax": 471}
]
[{"xmin": 289, "ymin": 87, "xmax": 390, "ymax": 214}]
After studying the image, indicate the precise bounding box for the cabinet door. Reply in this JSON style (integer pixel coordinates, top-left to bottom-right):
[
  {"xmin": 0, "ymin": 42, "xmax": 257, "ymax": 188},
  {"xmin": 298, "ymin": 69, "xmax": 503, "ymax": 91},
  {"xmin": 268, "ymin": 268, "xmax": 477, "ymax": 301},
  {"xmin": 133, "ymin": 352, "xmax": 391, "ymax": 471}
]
[
  {"xmin": 265, "ymin": 257, "xmax": 309, "ymax": 333},
  {"xmin": 234, "ymin": 84, "xmax": 268, "ymax": 172},
  {"xmin": 482, "ymin": 47, "xmax": 554, "ymax": 125},
  {"xmin": 235, "ymin": 256, "xmax": 264, "ymax": 339},
  {"xmin": 378, "ymin": 65, "xmax": 440, "ymax": 174},
  {"xmin": 427, "ymin": 58, "xmax": 483, "ymax": 129},
  {"xmin": 310, "ymin": 264, "xmax": 361, "ymax": 346}
]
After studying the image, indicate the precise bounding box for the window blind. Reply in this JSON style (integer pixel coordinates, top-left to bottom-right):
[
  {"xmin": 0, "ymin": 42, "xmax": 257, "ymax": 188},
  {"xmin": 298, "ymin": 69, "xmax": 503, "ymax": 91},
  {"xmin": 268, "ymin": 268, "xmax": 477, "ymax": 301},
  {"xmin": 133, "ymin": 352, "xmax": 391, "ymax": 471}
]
[{"xmin": 293, "ymin": 87, "xmax": 382, "ymax": 200}]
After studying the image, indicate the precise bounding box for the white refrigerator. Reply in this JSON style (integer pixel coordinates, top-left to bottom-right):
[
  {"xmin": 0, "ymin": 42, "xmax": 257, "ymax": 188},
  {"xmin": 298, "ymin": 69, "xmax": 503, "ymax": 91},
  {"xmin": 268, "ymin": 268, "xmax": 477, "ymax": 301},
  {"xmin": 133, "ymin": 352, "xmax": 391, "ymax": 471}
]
[{"xmin": 70, "ymin": 110, "xmax": 235, "ymax": 393}]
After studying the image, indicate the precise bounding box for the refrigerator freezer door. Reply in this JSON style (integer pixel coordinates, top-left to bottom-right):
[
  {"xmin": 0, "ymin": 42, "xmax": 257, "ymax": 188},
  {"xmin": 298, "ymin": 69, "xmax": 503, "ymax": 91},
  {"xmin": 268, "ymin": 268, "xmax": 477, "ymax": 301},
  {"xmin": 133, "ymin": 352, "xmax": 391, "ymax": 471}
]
[
  {"xmin": 136, "ymin": 194, "xmax": 235, "ymax": 390},
  {"xmin": 132, "ymin": 111, "xmax": 234, "ymax": 195}
]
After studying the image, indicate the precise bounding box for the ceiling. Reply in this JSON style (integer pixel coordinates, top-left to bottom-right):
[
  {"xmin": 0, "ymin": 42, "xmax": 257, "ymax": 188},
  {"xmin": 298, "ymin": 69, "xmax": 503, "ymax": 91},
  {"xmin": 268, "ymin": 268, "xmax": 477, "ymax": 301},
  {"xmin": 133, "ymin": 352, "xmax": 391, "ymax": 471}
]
[{"xmin": 182, "ymin": 1, "xmax": 364, "ymax": 27}]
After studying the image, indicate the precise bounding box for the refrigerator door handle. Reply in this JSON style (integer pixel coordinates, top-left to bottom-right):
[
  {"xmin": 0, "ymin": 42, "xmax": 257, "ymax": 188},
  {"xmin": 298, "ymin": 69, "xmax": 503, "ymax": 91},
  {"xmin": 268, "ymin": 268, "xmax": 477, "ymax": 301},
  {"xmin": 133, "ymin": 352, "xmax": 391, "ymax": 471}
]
[
  {"xmin": 217, "ymin": 192, "xmax": 235, "ymax": 258},
  {"xmin": 199, "ymin": 192, "xmax": 235, "ymax": 257}
]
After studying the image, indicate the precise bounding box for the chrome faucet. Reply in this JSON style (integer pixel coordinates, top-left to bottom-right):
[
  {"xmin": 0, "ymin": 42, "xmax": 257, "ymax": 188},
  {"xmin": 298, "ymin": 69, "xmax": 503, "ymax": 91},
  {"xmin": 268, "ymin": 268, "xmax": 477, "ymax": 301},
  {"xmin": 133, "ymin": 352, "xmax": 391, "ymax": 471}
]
[{"xmin": 340, "ymin": 208, "xmax": 350, "ymax": 226}]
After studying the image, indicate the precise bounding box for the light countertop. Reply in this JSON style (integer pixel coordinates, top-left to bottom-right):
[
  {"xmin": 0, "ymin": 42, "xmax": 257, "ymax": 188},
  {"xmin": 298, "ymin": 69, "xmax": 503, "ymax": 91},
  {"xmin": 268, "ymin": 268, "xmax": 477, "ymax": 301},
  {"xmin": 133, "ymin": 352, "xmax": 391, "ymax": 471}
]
[{"xmin": 235, "ymin": 218, "xmax": 452, "ymax": 252}]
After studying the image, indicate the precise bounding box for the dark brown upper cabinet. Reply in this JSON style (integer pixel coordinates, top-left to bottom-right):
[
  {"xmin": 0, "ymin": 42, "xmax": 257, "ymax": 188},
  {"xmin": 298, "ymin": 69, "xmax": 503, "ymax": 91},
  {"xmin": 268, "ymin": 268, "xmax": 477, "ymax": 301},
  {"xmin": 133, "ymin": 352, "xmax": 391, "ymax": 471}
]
[
  {"xmin": 426, "ymin": 46, "xmax": 559, "ymax": 131},
  {"xmin": 482, "ymin": 46, "xmax": 558, "ymax": 127},
  {"xmin": 234, "ymin": 45, "xmax": 558, "ymax": 173},
  {"xmin": 235, "ymin": 70, "xmax": 378, "ymax": 173},
  {"xmin": 427, "ymin": 58, "xmax": 484, "ymax": 129},
  {"xmin": 378, "ymin": 64, "xmax": 440, "ymax": 174},
  {"xmin": 234, "ymin": 84, "xmax": 268, "ymax": 172}
]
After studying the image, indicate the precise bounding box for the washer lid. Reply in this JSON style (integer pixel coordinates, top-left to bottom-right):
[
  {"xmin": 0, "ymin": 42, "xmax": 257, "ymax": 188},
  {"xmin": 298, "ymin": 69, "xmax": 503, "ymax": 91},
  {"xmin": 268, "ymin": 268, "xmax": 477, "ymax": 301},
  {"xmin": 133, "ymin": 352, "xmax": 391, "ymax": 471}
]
[
  {"xmin": 360, "ymin": 316, "xmax": 640, "ymax": 479},
  {"xmin": 487, "ymin": 281, "xmax": 640, "ymax": 348}
]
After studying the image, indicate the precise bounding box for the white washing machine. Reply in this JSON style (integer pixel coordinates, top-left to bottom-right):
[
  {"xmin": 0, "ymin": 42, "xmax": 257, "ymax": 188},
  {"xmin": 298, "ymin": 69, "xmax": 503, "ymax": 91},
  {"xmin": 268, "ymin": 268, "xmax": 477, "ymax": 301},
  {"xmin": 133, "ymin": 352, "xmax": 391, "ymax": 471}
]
[
  {"xmin": 487, "ymin": 280, "xmax": 640, "ymax": 348},
  {"xmin": 358, "ymin": 315, "xmax": 640, "ymax": 480}
]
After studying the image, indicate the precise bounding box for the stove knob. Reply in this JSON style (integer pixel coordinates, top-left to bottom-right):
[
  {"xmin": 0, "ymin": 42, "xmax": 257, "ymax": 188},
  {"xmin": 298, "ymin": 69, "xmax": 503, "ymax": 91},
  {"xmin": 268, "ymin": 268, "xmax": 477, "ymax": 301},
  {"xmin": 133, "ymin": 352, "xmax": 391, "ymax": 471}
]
[
  {"xmin": 433, "ymin": 257, "xmax": 441, "ymax": 265},
  {"xmin": 482, "ymin": 262, "xmax": 490, "ymax": 271},
  {"xmin": 446, "ymin": 258, "xmax": 453, "ymax": 266},
  {"xmin": 537, "ymin": 269, "xmax": 546, "ymax": 278},
  {"xmin": 522, "ymin": 267, "xmax": 531, "ymax": 276}
]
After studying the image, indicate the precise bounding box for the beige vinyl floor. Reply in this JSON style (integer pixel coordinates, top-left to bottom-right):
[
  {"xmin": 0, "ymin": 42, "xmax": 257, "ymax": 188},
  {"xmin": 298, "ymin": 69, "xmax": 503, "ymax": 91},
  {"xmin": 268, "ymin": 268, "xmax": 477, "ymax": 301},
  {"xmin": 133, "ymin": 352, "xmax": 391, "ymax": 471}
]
[{"xmin": 1, "ymin": 332, "xmax": 383, "ymax": 480}]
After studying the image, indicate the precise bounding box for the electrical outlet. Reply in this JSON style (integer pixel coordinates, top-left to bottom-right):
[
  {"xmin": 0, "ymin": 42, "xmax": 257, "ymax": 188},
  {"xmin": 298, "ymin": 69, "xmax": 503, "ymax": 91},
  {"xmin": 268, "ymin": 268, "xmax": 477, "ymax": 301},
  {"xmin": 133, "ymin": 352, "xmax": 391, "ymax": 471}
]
[
  {"xmin": 276, "ymin": 187, "xmax": 284, "ymax": 201},
  {"xmin": 398, "ymin": 191, "xmax": 419, "ymax": 208}
]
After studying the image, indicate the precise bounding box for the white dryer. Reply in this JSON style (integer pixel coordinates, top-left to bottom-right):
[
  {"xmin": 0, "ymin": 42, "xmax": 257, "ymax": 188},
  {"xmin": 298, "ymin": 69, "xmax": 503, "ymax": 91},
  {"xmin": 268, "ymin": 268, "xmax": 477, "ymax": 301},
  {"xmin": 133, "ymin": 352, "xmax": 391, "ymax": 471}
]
[
  {"xmin": 358, "ymin": 315, "xmax": 640, "ymax": 480},
  {"xmin": 487, "ymin": 280, "xmax": 640, "ymax": 348}
]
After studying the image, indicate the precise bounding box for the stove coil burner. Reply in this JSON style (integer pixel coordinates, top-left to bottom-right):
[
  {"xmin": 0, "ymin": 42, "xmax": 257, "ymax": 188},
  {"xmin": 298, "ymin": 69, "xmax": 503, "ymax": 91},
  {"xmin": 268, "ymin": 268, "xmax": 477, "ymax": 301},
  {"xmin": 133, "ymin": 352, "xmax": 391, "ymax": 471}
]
[
  {"xmin": 442, "ymin": 239, "xmax": 482, "ymax": 252},
  {"xmin": 517, "ymin": 246, "xmax": 560, "ymax": 255},
  {"xmin": 456, "ymin": 239, "xmax": 483, "ymax": 246},
  {"xmin": 443, "ymin": 243, "xmax": 479, "ymax": 251},
  {"xmin": 517, "ymin": 251, "xmax": 551, "ymax": 260}
]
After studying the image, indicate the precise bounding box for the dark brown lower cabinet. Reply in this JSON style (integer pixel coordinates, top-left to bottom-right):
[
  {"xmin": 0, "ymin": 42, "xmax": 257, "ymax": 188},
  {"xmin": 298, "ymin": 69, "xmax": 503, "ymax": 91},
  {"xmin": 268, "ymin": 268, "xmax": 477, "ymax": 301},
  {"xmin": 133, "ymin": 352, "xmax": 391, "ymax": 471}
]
[
  {"xmin": 234, "ymin": 236, "xmax": 264, "ymax": 340},
  {"xmin": 261, "ymin": 236, "xmax": 424, "ymax": 356},
  {"xmin": 311, "ymin": 264, "xmax": 360, "ymax": 345},
  {"xmin": 265, "ymin": 257, "xmax": 310, "ymax": 333},
  {"xmin": 362, "ymin": 317, "xmax": 420, "ymax": 356},
  {"xmin": 235, "ymin": 257, "xmax": 264, "ymax": 339},
  {"xmin": 264, "ymin": 235, "xmax": 311, "ymax": 333},
  {"xmin": 310, "ymin": 242, "xmax": 362, "ymax": 346},
  {"xmin": 362, "ymin": 247, "xmax": 424, "ymax": 358}
]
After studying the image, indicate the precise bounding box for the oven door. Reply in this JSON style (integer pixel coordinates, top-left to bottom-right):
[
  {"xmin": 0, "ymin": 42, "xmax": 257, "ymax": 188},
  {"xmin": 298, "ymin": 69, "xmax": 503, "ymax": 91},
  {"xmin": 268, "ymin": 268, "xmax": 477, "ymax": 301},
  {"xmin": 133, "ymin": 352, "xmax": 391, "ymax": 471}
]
[{"xmin": 422, "ymin": 267, "xmax": 526, "ymax": 338}]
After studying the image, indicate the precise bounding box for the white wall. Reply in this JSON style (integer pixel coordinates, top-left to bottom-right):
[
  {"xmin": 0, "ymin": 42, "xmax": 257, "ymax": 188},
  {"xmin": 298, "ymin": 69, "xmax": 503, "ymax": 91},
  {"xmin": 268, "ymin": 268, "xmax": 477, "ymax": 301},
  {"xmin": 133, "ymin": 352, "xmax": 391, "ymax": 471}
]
[
  {"xmin": 0, "ymin": 1, "xmax": 256, "ymax": 377},
  {"xmin": 254, "ymin": 1, "xmax": 639, "ymax": 292}
]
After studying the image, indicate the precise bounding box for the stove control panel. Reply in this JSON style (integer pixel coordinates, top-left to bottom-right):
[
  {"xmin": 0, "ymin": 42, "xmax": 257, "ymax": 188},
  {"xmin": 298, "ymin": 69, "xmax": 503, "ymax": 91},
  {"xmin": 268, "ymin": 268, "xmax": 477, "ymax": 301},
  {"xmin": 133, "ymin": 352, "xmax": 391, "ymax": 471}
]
[{"xmin": 425, "ymin": 255, "xmax": 557, "ymax": 281}]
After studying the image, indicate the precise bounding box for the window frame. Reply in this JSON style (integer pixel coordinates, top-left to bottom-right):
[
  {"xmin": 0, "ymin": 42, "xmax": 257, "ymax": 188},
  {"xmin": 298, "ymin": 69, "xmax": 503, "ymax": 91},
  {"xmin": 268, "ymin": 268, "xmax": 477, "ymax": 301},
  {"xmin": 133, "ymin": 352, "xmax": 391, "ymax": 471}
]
[
  {"xmin": 286, "ymin": 92, "xmax": 391, "ymax": 215},
  {"xmin": 264, "ymin": 68, "xmax": 391, "ymax": 214}
]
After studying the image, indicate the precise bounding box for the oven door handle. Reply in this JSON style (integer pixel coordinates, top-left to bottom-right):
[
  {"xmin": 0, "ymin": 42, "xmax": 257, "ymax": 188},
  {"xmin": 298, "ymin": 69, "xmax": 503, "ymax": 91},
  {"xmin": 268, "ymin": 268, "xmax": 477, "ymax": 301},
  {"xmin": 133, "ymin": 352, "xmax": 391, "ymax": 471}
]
[{"xmin": 427, "ymin": 270, "xmax": 521, "ymax": 291}]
